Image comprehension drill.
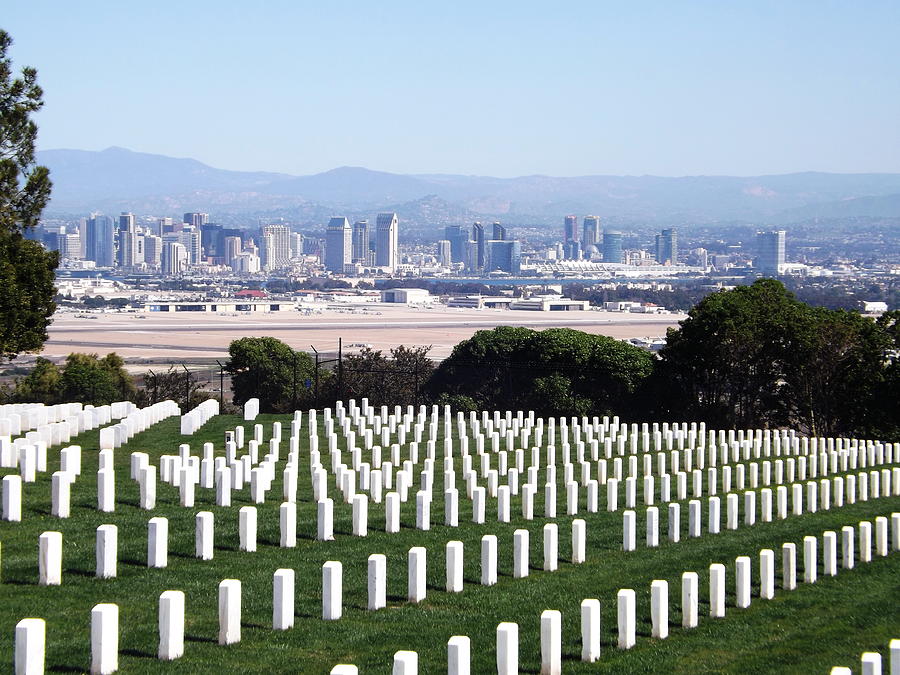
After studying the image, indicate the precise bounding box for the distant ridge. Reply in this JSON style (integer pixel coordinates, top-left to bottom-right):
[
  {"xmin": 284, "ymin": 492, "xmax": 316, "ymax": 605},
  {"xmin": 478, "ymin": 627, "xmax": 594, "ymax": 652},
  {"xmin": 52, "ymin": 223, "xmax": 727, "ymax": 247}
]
[{"xmin": 36, "ymin": 147, "xmax": 900, "ymax": 223}]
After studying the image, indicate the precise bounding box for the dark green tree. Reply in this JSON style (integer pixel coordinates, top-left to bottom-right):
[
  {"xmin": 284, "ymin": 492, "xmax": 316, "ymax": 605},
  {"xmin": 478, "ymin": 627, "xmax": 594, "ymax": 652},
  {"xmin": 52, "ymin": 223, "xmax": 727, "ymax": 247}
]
[
  {"xmin": 58, "ymin": 352, "xmax": 136, "ymax": 405},
  {"xmin": 225, "ymin": 337, "xmax": 315, "ymax": 412},
  {"xmin": 12, "ymin": 356, "xmax": 60, "ymax": 403},
  {"xmin": 0, "ymin": 29, "xmax": 57, "ymax": 361},
  {"xmin": 428, "ymin": 326, "xmax": 654, "ymax": 416},
  {"xmin": 653, "ymin": 279, "xmax": 802, "ymax": 428},
  {"xmin": 342, "ymin": 345, "xmax": 433, "ymax": 408}
]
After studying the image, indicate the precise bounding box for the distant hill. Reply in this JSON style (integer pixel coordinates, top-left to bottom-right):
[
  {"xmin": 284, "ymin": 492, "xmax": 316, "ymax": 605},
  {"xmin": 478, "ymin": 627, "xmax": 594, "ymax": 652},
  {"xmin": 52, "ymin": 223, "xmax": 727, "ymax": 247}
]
[{"xmin": 36, "ymin": 147, "xmax": 900, "ymax": 224}]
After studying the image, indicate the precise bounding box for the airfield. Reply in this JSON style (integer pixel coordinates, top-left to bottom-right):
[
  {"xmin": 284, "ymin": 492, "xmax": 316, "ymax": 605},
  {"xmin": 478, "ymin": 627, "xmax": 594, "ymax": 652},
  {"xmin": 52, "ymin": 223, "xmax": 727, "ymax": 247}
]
[{"xmin": 41, "ymin": 305, "xmax": 687, "ymax": 364}]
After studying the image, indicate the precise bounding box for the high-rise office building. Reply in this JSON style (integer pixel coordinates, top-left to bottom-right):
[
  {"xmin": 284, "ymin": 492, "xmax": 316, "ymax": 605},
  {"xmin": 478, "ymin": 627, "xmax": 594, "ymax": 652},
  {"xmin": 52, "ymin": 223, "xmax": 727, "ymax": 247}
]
[
  {"xmin": 564, "ymin": 215, "xmax": 578, "ymax": 242},
  {"xmin": 582, "ymin": 215, "xmax": 601, "ymax": 249},
  {"xmin": 603, "ymin": 231, "xmax": 624, "ymax": 263},
  {"xmin": 183, "ymin": 212, "xmax": 209, "ymax": 228},
  {"xmin": 444, "ymin": 225, "xmax": 469, "ymax": 265},
  {"xmin": 161, "ymin": 241, "xmax": 188, "ymax": 276},
  {"xmin": 290, "ymin": 232, "xmax": 304, "ymax": 259},
  {"xmin": 117, "ymin": 212, "xmax": 135, "ymax": 267},
  {"xmin": 325, "ymin": 217, "xmax": 352, "ymax": 272},
  {"xmin": 57, "ymin": 232, "xmax": 82, "ymax": 260},
  {"xmin": 492, "ymin": 222, "xmax": 506, "ymax": 241},
  {"xmin": 260, "ymin": 224, "xmax": 291, "ymax": 271},
  {"xmin": 563, "ymin": 240, "xmax": 582, "ymax": 260},
  {"xmin": 375, "ymin": 212, "xmax": 399, "ymax": 271},
  {"xmin": 85, "ymin": 214, "xmax": 116, "ymax": 267},
  {"xmin": 200, "ymin": 223, "xmax": 224, "ymax": 260},
  {"xmin": 472, "ymin": 221, "xmax": 486, "ymax": 270},
  {"xmin": 143, "ymin": 234, "xmax": 162, "ymax": 266},
  {"xmin": 756, "ymin": 230, "xmax": 786, "ymax": 276},
  {"xmin": 485, "ymin": 240, "xmax": 521, "ymax": 274},
  {"xmin": 224, "ymin": 236, "xmax": 243, "ymax": 267},
  {"xmin": 352, "ymin": 220, "xmax": 369, "ymax": 263},
  {"xmin": 437, "ymin": 239, "xmax": 451, "ymax": 266},
  {"xmin": 655, "ymin": 228, "xmax": 678, "ymax": 265}
]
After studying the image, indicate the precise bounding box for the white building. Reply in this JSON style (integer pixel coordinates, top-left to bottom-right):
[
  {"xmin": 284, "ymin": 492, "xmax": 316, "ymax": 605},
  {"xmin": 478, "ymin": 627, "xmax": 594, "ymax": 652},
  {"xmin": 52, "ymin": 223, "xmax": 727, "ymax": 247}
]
[
  {"xmin": 261, "ymin": 224, "xmax": 292, "ymax": 271},
  {"xmin": 161, "ymin": 242, "xmax": 188, "ymax": 276},
  {"xmin": 376, "ymin": 212, "xmax": 399, "ymax": 272}
]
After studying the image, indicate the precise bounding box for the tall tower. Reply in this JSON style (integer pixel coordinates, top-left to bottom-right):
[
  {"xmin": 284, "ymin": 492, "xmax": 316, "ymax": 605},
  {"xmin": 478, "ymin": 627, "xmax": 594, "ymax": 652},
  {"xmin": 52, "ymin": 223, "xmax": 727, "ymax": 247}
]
[
  {"xmin": 756, "ymin": 230, "xmax": 786, "ymax": 276},
  {"xmin": 325, "ymin": 217, "xmax": 352, "ymax": 272},
  {"xmin": 602, "ymin": 231, "xmax": 624, "ymax": 264},
  {"xmin": 444, "ymin": 225, "xmax": 468, "ymax": 264},
  {"xmin": 260, "ymin": 224, "xmax": 291, "ymax": 270},
  {"xmin": 352, "ymin": 220, "xmax": 369, "ymax": 263},
  {"xmin": 375, "ymin": 212, "xmax": 399, "ymax": 271},
  {"xmin": 472, "ymin": 221, "xmax": 485, "ymax": 270},
  {"xmin": 86, "ymin": 214, "xmax": 116, "ymax": 267},
  {"xmin": 564, "ymin": 215, "xmax": 578, "ymax": 242},
  {"xmin": 183, "ymin": 212, "xmax": 209, "ymax": 228},
  {"xmin": 655, "ymin": 228, "xmax": 678, "ymax": 265},
  {"xmin": 492, "ymin": 222, "xmax": 506, "ymax": 241},
  {"xmin": 582, "ymin": 215, "xmax": 600, "ymax": 248},
  {"xmin": 437, "ymin": 240, "xmax": 451, "ymax": 266}
]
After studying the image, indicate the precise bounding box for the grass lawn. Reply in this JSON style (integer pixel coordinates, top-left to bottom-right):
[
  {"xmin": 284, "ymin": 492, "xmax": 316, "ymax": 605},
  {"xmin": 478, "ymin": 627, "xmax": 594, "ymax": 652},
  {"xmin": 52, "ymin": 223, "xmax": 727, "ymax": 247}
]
[{"xmin": 1, "ymin": 412, "xmax": 898, "ymax": 673}]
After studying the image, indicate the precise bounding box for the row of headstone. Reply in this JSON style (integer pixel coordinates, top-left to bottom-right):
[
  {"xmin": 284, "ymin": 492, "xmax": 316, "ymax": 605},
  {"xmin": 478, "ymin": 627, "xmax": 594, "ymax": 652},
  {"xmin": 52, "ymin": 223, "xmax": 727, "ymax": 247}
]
[
  {"xmin": 98, "ymin": 400, "xmax": 180, "ymax": 450},
  {"xmin": 180, "ymin": 399, "xmax": 220, "ymax": 435},
  {"xmin": 620, "ymin": 478, "xmax": 900, "ymax": 553},
  {"xmin": 830, "ymin": 639, "xmax": 900, "ymax": 675}
]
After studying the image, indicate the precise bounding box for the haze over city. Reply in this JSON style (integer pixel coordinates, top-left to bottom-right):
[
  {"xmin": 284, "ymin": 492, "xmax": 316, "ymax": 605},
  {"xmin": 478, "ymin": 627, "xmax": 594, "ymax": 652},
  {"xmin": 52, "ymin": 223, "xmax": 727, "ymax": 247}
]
[{"xmin": 4, "ymin": 0, "xmax": 900, "ymax": 177}]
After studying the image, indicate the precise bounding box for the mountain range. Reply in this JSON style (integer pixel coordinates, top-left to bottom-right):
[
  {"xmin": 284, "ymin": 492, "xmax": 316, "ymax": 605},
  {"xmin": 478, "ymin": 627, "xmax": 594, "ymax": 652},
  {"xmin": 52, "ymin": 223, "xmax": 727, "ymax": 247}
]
[{"xmin": 36, "ymin": 147, "xmax": 900, "ymax": 226}]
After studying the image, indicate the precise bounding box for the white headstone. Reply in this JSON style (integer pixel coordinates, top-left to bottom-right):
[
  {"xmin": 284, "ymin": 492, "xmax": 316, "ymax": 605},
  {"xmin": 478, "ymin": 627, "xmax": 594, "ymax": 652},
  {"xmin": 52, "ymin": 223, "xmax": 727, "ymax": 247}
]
[
  {"xmin": 540, "ymin": 609, "xmax": 562, "ymax": 675},
  {"xmin": 580, "ymin": 598, "xmax": 601, "ymax": 662},
  {"xmin": 91, "ymin": 603, "xmax": 119, "ymax": 675},
  {"xmin": 709, "ymin": 563, "xmax": 725, "ymax": 617},
  {"xmin": 14, "ymin": 618, "xmax": 45, "ymax": 675},
  {"xmin": 447, "ymin": 635, "xmax": 470, "ymax": 675},
  {"xmin": 158, "ymin": 590, "xmax": 185, "ymax": 660},
  {"xmin": 496, "ymin": 622, "xmax": 518, "ymax": 675},
  {"xmin": 96, "ymin": 525, "xmax": 117, "ymax": 579},
  {"xmin": 368, "ymin": 554, "xmax": 386, "ymax": 610},
  {"xmin": 446, "ymin": 541, "xmax": 464, "ymax": 593},
  {"xmin": 218, "ymin": 579, "xmax": 241, "ymax": 645},
  {"xmin": 273, "ymin": 569, "xmax": 295, "ymax": 630},
  {"xmin": 682, "ymin": 572, "xmax": 699, "ymax": 628},
  {"xmin": 38, "ymin": 531, "xmax": 62, "ymax": 586},
  {"xmin": 323, "ymin": 561, "xmax": 342, "ymax": 620},
  {"xmin": 513, "ymin": 529, "xmax": 529, "ymax": 579},
  {"xmin": 617, "ymin": 589, "xmax": 636, "ymax": 648},
  {"xmin": 543, "ymin": 523, "xmax": 558, "ymax": 571},
  {"xmin": 146, "ymin": 517, "xmax": 168, "ymax": 569}
]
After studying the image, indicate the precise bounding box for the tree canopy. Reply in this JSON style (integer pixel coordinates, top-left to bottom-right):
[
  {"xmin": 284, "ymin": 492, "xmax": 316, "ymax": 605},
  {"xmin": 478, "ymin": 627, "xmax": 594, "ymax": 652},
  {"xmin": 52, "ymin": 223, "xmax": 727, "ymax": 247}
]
[
  {"xmin": 427, "ymin": 326, "xmax": 654, "ymax": 417},
  {"xmin": 0, "ymin": 29, "xmax": 57, "ymax": 360},
  {"xmin": 654, "ymin": 279, "xmax": 897, "ymax": 436},
  {"xmin": 225, "ymin": 337, "xmax": 315, "ymax": 413}
]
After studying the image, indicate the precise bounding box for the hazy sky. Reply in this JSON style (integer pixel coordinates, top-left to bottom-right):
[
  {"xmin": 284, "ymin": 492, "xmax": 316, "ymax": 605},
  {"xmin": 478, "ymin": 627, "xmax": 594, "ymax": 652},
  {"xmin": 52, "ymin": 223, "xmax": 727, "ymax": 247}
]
[{"xmin": 4, "ymin": 1, "xmax": 899, "ymax": 177}]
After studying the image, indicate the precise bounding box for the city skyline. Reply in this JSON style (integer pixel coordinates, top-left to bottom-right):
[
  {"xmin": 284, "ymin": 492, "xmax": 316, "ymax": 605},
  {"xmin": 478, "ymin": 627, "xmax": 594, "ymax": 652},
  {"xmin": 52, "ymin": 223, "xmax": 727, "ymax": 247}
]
[{"xmin": 3, "ymin": 2, "xmax": 899, "ymax": 177}]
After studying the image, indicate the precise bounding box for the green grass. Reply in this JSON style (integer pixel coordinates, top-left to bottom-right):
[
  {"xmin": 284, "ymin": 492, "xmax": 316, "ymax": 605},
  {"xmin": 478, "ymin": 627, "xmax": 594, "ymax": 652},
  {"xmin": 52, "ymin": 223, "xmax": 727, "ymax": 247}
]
[{"xmin": 0, "ymin": 413, "xmax": 898, "ymax": 673}]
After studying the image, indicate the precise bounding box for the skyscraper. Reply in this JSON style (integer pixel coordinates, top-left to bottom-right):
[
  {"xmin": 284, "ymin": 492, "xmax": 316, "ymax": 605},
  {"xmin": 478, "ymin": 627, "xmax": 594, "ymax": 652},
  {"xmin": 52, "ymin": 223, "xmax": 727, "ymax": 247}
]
[
  {"xmin": 352, "ymin": 220, "xmax": 369, "ymax": 263},
  {"xmin": 200, "ymin": 223, "xmax": 224, "ymax": 261},
  {"xmin": 117, "ymin": 212, "xmax": 141, "ymax": 268},
  {"xmin": 325, "ymin": 217, "xmax": 352, "ymax": 272},
  {"xmin": 85, "ymin": 214, "xmax": 116, "ymax": 267},
  {"xmin": 655, "ymin": 228, "xmax": 678, "ymax": 265},
  {"xmin": 183, "ymin": 212, "xmax": 209, "ymax": 228},
  {"xmin": 564, "ymin": 215, "xmax": 578, "ymax": 242},
  {"xmin": 143, "ymin": 234, "xmax": 162, "ymax": 266},
  {"xmin": 437, "ymin": 239, "xmax": 451, "ymax": 266},
  {"xmin": 756, "ymin": 230, "xmax": 786, "ymax": 276},
  {"xmin": 162, "ymin": 241, "xmax": 188, "ymax": 276},
  {"xmin": 602, "ymin": 232, "xmax": 624, "ymax": 264},
  {"xmin": 492, "ymin": 222, "xmax": 506, "ymax": 241},
  {"xmin": 375, "ymin": 212, "xmax": 399, "ymax": 271},
  {"xmin": 260, "ymin": 224, "xmax": 291, "ymax": 270},
  {"xmin": 224, "ymin": 235, "xmax": 243, "ymax": 267},
  {"xmin": 485, "ymin": 240, "xmax": 521, "ymax": 274},
  {"xmin": 582, "ymin": 215, "xmax": 601, "ymax": 249},
  {"xmin": 444, "ymin": 225, "xmax": 469, "ymax": 264},
  {"xmin": 472, "ymin": 221, "xmax": 486, "ymax": 270}
]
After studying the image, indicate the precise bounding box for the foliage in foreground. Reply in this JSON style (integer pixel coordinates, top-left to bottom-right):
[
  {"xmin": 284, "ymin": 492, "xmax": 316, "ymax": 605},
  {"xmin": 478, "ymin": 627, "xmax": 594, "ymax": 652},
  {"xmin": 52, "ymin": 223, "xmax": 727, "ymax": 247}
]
[{"xmin": 0, "ymin": 29, "xmax": 57, "ymax": 361}]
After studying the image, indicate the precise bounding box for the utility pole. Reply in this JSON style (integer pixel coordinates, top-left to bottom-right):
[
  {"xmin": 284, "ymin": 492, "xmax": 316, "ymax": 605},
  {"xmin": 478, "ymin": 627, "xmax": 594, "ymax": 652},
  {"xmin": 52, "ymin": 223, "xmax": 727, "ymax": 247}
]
[
  {"xmin": 182, "ymin": 363, "xmax": 191, "ymax": 410},
  {"xmin": 215, "ymin": 360, "xmax": 225, "ymax": 407},
  {"xmin": 311, "ymin": 344, "xmax": 319, "ymax": 410}
]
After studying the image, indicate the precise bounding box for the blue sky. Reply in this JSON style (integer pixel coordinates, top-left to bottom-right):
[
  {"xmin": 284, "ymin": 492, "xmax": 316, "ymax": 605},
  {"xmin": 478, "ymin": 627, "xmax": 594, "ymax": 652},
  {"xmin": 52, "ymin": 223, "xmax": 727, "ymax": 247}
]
[{"xmin": 4, "ymin": 1, "xmax": 899, "ymax": 177}]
